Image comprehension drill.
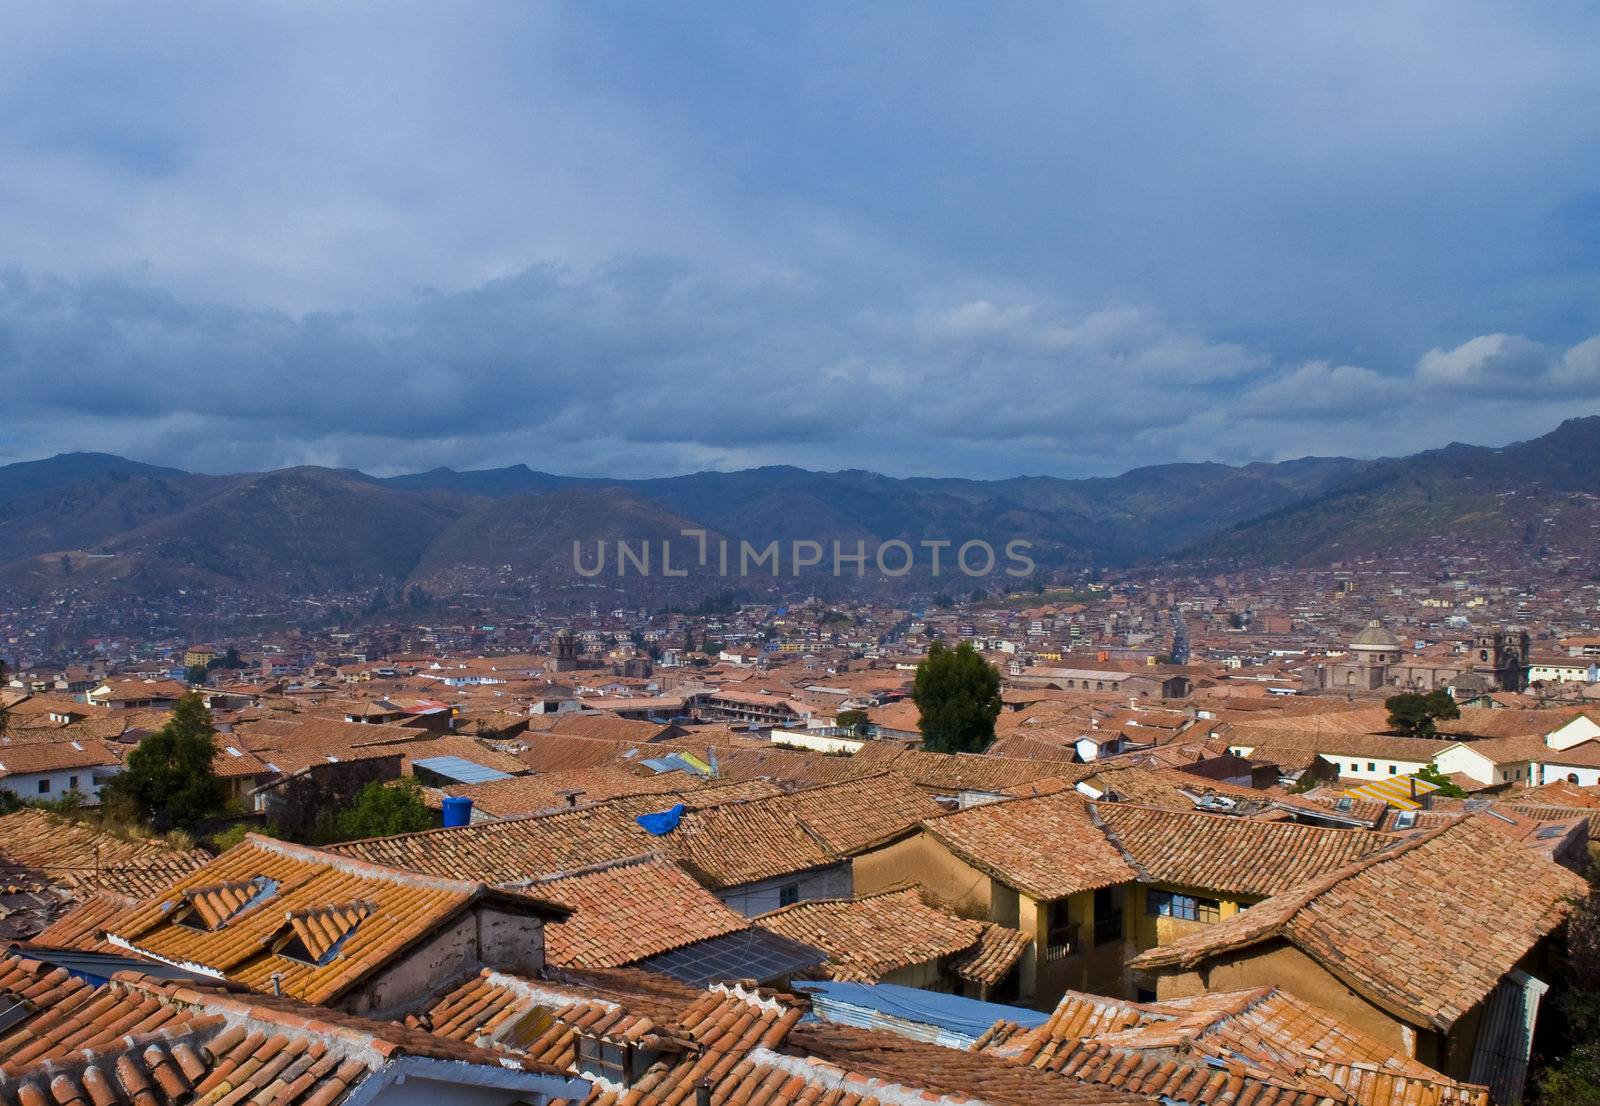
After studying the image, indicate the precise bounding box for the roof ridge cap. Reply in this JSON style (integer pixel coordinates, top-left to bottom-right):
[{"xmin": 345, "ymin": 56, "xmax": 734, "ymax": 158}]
[{"xmin": 243, "ymin": 835, "xmax": 487, "ymax": 895}]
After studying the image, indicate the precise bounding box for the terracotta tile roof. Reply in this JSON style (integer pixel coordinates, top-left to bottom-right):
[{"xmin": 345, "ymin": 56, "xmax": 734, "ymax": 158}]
[
  {"xmin": 950, "ymin": 922, "xmax": 1036, "ymax": 987},
  {"xmin": 787, "ymin": 1020, "xmax": 1149, "ymax": 1105},
  {"xmin": 446, "ymin": 769, "xmax": 780, "ymax": 818},
  {"xmin": 0, "ymin": 738, "xmax": 121, "ymax": 778},
  {"xmin": 1076, "ymin": 764, "xmax": 1263, "ymax": 809},
  {"xmin": 983, "ymin": 986, "xmax": 1490, "ymax": 1106},
  {"xmin": 923, "ymin": 791, "xmax": 1137, "ymax": 901},
  {"xmin": 1129, "ymin": 816, "xmax": 1590, "ymax": 1030},
  {"xmin": 523, "ymin": 857, "xmax": 750, "ymax": 969},
  {"xmin": 31, "ymin": 889, "xmax": 135, "ymax": 950},
  {"xmin": 889, "ymin": 749, "xmax": 1073, "ymax": 795},
  {"xmin": 350, "ymin": 731, "xmax": 532, "ymax": 775},
  {"xmin": 71, "ymin": 834, "xmax": 566, "ymax": 1007},
  {"xmin": 418, "ymin": 967, "xmax": 1143, "ymax": 1105},
  {"xmin": 1227, "ymin": 728, "xmax": 1456, "ymax": 764},
  {"xmin": 0, "ymin": 809, "xmax": 209, "ymax": 899},
  {"xmin": 1518, "ymin": 779, "xmax": 1600, "ymax": 809},
  {"xmin": 669, "ymin": 774, "xmax": 945, "ymax": 889},
  {"xmin": 1092, "ymin": 802, "xmax": 1397, "ymax": 897},
  {"xmin": 753, "ymin": 887, "xmax": 1028, "ymax": 984},
  {"xmin": 984, "ymin": 732, "xmax": 1085, "ymax": 762},
  {"xmin": 0, "ymin": 949, "xmax": 584, "ymax": 1106},
  {"xmin": 549, "ymin": 714, "xmax": 682, "ymax": 743},
  {"xmin": 330, "ymin": 785, "xmax": 759, "ymax": 885}
]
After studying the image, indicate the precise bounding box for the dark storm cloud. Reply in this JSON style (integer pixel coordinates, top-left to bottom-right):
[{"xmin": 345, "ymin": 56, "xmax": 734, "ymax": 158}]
[{"xmin": 2, "ymin": 3, "xmax": 1599, "ymax": 476}]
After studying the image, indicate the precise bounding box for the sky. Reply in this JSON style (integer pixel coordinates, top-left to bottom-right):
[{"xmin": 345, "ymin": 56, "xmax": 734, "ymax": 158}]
[{"xmin": 2, "ymin": 2, "xmax": 1599, "ymax": 480}]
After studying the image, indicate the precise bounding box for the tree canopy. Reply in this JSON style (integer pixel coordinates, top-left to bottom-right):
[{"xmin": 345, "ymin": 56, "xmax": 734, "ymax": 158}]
[
  {"xmin": 1385, "ymin": 689, "xmax": 1461, "ymax": 738},
  {"xmin": 835, "ymin": 709, "xmax": 870, "ymax": 737},
  {"xmin": 330, "ymin": 778, "xmax": 433, "ymax": 841},
  {"xmin": 1413, "ymin": 762, "xmax": 1468, "ymax": 799},
  {"xmin": 912, "ymin": 640, "xmax": 1001, "ymax": 754},
  {"xmin": 103, "ymin": 692, "xmax": 225, "ymax": 832}
]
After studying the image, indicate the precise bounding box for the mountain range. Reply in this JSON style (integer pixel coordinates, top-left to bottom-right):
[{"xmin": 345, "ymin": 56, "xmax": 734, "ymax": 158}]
[{"xmin": 2, "ymin": 417, "xmax": 1597, "ymax": 599}]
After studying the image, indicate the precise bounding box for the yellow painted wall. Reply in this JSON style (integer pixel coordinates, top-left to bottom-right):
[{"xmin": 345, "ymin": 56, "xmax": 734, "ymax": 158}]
[{"xmin": 1131, "ymin": 884, "xmax": 1251, "ymax": 951}]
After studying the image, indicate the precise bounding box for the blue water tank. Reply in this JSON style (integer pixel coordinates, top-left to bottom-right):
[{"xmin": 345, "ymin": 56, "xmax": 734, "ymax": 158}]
[{"xmin": 441, "ymin": 796, "xmax": 473, "ymax": 828}]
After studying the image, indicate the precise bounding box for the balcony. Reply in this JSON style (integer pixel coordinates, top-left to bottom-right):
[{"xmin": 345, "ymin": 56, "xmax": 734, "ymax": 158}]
[
  {"xmin": 1093, "ymin": 909, "xmax": 1124, "ymax": 946},
  {"xmin": 1044, "ymin": 925, "xmax": 1080, "ymax": 961}
]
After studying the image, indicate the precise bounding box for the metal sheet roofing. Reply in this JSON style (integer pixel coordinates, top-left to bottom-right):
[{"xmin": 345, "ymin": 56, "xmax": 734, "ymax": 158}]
[
  {"xmin": 635, "ymin": 927, "xmax": 825, "ymax": 987},
  {"xmin": 797, "ymin": 979, "xmax": 1048, "ymax": 1047},
  {"xmin": 1342, "ymin": 773, "xmax": 1441, "ymax": 810},
  {"xmin": 411, "ymin": 755, "xmax": 513, "ymax": 784}
]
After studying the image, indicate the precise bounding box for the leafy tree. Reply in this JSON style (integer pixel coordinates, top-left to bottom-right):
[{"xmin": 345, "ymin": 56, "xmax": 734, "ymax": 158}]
[
  {"xmin": 1385, "ymin": 689, "xmax": 1461, "ymax": 738},
  {"xmin": 836, "ymin": 709, "xmax": 871, "ymax": 737},
  {"xmin": 29, "ymin": 789, "xmax": 88, "ymax": 814},
  {"xmin": 102, "ymin": 692, "xmax": 225, "ymax": 832},
  {"xmin": 932, "ymin": 593, "xmax": 955, "ymax": 609},
  {"xmin": 185, "ymin": 664, "xmax": 210, "ymax": 685},
  {"xmin": 912, "ymin": 640, "xmax": 1001, "ymax": 754},
  {"xmin": 1413, "ymin": 762, "xmax": 1468, "ymax": 799},
  {"xmin": 1533, "ymin": 874, "xmax": 1600, "ymax": 1103},
  {"xmin": 701, "ymin": 640, "xmax": 724, "ymax": 656},
  {"xmin": 330, "ymin": 778, "xmax": 433, "ymax": 841}
]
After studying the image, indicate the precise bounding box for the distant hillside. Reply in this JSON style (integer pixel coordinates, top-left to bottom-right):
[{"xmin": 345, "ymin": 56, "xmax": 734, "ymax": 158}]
[
  {"xmin": 0, "ymin": 453, "xmax": 187, "ymax": 505},
  {"xmin": 0, "ymin": 420, "xmax": 1590, "ymax": 598},
  {"xmin": 410, "ymin": 486, "xmax": 729, "ymax": 588},
  {"xmin": 1187, "ymin": 417, "xmax": 1600, "ymax": 564}
]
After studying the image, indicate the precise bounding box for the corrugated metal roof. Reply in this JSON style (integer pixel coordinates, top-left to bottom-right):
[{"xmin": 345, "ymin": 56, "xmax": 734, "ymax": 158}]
[
  {"xmin": 1342, "ymin": 773, "xmax": 1441, "ymax": 810},
  {"xmin": 411, "ymin": 755, "xmax": 512, "ymax": 784},
  {"xmin": 795, "ymin": 980, "xmax": 1048, "ymax": 1047}
]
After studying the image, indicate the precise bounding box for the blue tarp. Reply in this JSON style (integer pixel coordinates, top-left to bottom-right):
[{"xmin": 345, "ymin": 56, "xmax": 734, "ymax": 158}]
[
  {"xmin": 794, "ymin": 980, "xmax": 1048, "ymax": 1045},
  {"xmin": 635, "ymin": 803, "xmax": 686, "ymax": 836}
]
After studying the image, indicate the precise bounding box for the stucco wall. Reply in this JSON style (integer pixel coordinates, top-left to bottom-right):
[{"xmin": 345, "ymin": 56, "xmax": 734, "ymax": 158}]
[
  {"xmin": 717, "ymin": 864, "xmax": 851, "ymax": 916},
  {"xmin": 1147, "ymin": 940, "xmax": 1424, "ymax": 1058}
]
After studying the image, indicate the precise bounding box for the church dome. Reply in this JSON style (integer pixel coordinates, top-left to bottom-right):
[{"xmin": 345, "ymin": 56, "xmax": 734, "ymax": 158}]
[{"xmin": 1350, "ymin": 620, "xmax": 1402, "ymax": 651}]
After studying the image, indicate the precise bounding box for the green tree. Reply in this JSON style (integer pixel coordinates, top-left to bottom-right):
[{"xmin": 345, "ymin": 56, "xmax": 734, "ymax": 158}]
[
  {"xmin": 330, "ymin": 778, "xmax": 433, "ymax": 841},
  {"xmin": 1385, "ymin": 689, "xmax": 1461, "ymax": 738},
  {"xmin": 1534, "ymin": 874, "xmax": 1600, "ymax": 1103},
  {"xmin": 102, "ymin": 692, "xmax": 225, "ymax": 832},
  {"xmin": 836, "ymin": 709, "xmax": 871, "ymax": 737},
  {"xmin": 1413, "ymin": 762, "xmax": 1468, "ymax": 799},
  {"xmin": 912, "ymin": 640, "xmax": 1001, "ymax": 753},
  {"xmin": 185, "ymin": 664, "xmax": 209, "ymax": 685}
]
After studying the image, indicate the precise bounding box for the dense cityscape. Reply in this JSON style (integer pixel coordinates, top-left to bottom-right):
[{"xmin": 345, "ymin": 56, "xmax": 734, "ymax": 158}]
[{"xmin": 5, "ymin": 3, "xmax": 1600, "ymax": 1105}]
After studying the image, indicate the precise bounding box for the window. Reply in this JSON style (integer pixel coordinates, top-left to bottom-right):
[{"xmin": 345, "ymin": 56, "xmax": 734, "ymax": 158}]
[
  {"xmin": 1367, "ymin": 762, "xmax": 1376, "ymax": 772},
  {"xmin": 1146, "ymin": 890, "xmax": 1221, "ymax": 923},
  {"xmin": 575, "ymin": 1035, "xmax": 628, "ymax": 1086},
  {"xmin": 36, "ymin": 780, "xmax": 49, "ymax": 794},
  {"xmin": 1350, "ymin": 763, "xmax": 1359, "ymax": 773},
  {"xmin": 778, "ymin": 883, "xmax": 800, "ymax": 907},
  {"xmin": 1388, "ymin": 765, "xmax": 1397, "ymax": 775}
]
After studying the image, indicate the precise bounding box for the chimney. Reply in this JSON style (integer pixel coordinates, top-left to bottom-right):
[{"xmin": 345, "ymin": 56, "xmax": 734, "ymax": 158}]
[
  {"xmin": 696, "ymin": 1081, "xmax": 713, "ymax": 1106},
  {"xmin": 557, "ymin": 788, "xmax": 586, "ymax": 808}
]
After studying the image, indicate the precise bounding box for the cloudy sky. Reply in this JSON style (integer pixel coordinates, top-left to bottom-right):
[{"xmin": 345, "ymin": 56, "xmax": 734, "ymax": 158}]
[{"xmin": 3, "ymin": 3, "xmax": 1599, "ymax": 479}]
